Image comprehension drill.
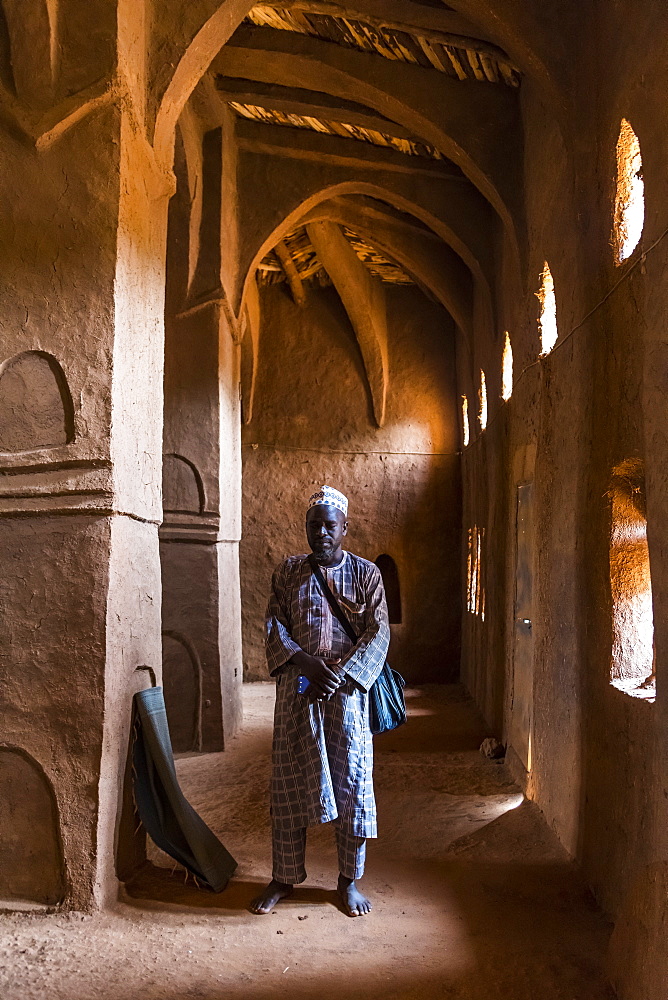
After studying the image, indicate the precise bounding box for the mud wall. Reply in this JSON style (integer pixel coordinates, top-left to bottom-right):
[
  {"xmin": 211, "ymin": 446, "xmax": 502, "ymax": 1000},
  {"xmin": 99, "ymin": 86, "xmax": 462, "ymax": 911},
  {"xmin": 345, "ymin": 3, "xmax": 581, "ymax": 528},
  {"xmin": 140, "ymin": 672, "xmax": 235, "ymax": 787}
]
[
  {"xmin": 241, "ymin": 282, "xmax": 461, "ymax": 684},
  {"xmin": 459, "ymin": 13, "xmax": 668, "ymax": 999}
]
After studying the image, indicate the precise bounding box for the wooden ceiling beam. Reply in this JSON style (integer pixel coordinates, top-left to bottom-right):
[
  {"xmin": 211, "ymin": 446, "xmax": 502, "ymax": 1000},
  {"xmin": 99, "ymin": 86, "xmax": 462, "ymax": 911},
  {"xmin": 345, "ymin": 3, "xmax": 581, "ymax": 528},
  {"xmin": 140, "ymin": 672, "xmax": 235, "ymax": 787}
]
[
  {"xmin": 215, "ymin": 77, "xmax": 418, "ymax": 139},
  {"xmin": 215, "ymin": 28, "xmax": 523, "ymax": 262},
  {"xmin": 274, "ymin": 239, "xmax": 307, "ymax": 305},
  {"xmin": 262, "ymin": 0, "xmax": 510, "ymax": 61},
  {"xmin": 235, "ymin": 118, "xmax": 458, "ymax": 177}
]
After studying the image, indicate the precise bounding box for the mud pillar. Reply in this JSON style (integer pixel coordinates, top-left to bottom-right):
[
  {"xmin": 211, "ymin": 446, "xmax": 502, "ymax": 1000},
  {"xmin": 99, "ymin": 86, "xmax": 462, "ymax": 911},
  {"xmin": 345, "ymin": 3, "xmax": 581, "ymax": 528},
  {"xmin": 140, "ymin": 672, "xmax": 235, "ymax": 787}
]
[
  {"xmin": 0, "ymin": 98, "xmax": 170, "ymax": 908},
  {"xmin": 160, "ymin": 126, "xmax": 243, "ymax": 752},
  {"xmin": 160, "ymin": 300, "xmax": 243, "ymax": 751}
]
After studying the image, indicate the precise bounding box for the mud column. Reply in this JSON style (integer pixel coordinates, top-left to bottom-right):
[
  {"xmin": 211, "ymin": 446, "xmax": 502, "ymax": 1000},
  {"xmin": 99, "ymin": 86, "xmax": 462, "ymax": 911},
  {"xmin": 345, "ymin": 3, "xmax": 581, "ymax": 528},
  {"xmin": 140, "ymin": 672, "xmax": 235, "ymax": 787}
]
[
  {"xmin": 160, "ymin": 126, "xmax": 243, "ymax": 753},
  {"xmin": 0, "ymin": 97, "xmax": 170, "ymax": 908}
]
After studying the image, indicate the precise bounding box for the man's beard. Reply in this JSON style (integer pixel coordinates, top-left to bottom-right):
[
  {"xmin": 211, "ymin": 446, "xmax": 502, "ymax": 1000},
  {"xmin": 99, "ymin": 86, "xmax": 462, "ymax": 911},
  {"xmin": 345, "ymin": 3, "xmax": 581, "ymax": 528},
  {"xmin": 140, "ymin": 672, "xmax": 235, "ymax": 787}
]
[{"xmin": 312, "ymin": 543, "xmax": 333, "ymax": 563}]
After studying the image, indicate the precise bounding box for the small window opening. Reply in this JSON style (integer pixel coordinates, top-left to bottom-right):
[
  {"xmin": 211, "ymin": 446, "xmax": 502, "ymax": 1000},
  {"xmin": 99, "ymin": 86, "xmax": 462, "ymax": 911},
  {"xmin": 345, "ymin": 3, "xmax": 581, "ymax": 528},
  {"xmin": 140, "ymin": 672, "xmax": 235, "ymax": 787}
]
[
  {"xmin": 501, "ymin": 332, "xmax": 513, "ymax": 401},
  {"xmin": 536, "ymin": 262, "xmax": 558, "ymax": 355},
  {"xmin": 614, "ymin": 119, "xmax": 644, "ymax": 264},
  {"xmin": 609, "ymin": 459, "xmax": 655, "ymax": 702},
  {"xmin": 461, "ymin": 395, "xmax": 470, "ymax": 447},
  {"xmin": 478, "ymin": 370, "xmax": 487, "ymax": 430},
  {"xmin": 466, "ymin": 526, "xmax": 485, "ymax": 621},
  {"xmin": 375, "ymin": 554, "xmax": 402, "ymax": 624}
]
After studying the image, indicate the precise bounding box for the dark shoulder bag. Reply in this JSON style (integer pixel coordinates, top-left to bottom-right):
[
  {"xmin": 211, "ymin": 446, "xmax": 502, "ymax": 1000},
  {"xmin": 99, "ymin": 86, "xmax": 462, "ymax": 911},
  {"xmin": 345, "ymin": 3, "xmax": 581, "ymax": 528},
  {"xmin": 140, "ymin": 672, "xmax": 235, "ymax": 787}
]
[{"xmin": 308, "ymin": 555, "xmax": 407, "ymax": 735}]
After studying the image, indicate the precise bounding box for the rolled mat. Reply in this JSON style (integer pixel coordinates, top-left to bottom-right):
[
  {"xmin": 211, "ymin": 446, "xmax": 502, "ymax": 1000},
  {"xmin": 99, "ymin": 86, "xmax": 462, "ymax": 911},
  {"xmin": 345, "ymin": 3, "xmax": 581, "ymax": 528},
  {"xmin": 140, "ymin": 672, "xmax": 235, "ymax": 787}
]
[{"xmin": 132, "ymin": 686, "xmax": 237, "ymax": 892}]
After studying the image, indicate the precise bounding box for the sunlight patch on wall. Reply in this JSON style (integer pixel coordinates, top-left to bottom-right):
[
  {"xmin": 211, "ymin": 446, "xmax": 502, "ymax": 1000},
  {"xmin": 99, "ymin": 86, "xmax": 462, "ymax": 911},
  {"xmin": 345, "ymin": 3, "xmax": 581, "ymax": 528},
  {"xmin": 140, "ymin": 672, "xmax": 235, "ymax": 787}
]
[
  {"xmin": 461, "ymin": 394, "xmax": 470, "ymax": 447},
  {"xmin": 609, "ymin": 459, "xmax": 655, "ymax": 702},
  {"xmin": 614, "ymin": 119, "xmax": 644, "ymax": 265},
  {"xmin": 501, "ymin": 332, "xmax": 513, "ymax": 401},
  {"xmin": 467, "ymin": 526, "xmax": 485, "ymax": 621},
  {"xmin": 536, "ymin": 262, "xmax": 558, "ymax": 356},
  {"xmin": 478, "ymin": 370, "xmax": 487, "ymax": 430}
]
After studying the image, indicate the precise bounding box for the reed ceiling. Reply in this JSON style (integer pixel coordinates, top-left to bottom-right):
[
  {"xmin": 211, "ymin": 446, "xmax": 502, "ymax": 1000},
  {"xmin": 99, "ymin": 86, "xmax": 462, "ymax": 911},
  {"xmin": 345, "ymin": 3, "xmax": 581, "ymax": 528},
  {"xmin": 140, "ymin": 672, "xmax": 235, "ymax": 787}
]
[
  {"xmin": 229, "ymin": 101, "xmax": 445, "ymax": 160},
  {"xmin": 258, "ymin": 224, "xmax": 415, "ymax": 286},
  {"xmin": 245, "ymin": 5, "xmax": 520, "ymax": 86}
]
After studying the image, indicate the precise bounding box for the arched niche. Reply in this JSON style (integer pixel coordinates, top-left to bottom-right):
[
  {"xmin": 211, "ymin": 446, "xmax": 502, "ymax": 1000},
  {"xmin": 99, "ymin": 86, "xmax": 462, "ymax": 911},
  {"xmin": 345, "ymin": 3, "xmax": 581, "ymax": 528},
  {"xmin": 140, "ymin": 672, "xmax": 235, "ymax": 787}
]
[
  {"xmin": 376, "ymin": 554, "xmax": 402, "ymax": 625},
  {"xmin": 0, "ymin": 747, "xmax": 65, "ymax": 905},
  {"xmin": 162, "ymin": 632, "xmax": 201, "ymax": 753},
  {"xmin": 163, "ymin": 453, "xmax": 205, "ymax": 514},
  {"xmin": 609, "ymin": 459, "xmax": 655, "ymax": 701},
  {"xmin": 613, "ymin": 118, "xmax": 644, "ymax": 265},
  {"xmin": 0, "ymin": 351, "xmax": 74, "ymax": 453}
]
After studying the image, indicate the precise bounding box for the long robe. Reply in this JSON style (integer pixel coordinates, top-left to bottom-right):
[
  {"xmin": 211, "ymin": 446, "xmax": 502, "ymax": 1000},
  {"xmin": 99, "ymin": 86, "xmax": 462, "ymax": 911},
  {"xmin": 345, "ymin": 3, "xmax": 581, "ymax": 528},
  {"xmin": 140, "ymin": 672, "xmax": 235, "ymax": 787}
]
[{"xmin": 265, "ymin": 551, "xmax": 390, "ymax": 838}]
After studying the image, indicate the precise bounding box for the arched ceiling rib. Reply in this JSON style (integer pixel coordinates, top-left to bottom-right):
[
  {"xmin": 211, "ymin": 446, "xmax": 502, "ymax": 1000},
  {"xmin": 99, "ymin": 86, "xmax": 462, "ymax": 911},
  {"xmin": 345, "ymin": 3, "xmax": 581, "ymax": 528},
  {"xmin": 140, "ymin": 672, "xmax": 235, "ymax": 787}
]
[
  {"xmin": 214, "ymin": 23, "xmax": 524, "ymax": 242},
  {"xmin": 256, "ymin": 198, "xmax": 473, "ymax": 338},
  {"xmin": 153, "ymin": 0, "xmax": 577, "ymax": 173},
  {"xmin": 159, "ymin": 0, "xmax": 573, "ymax": 359},
  {"xmin": 232, "ymin": 149, "xmax": 493, "ymax": 320},
  {"xmin": 300, "ymin": 197, "xmax": 475, "ymax": 336},
  {"xmin": 259, "ymin": 224, "xmax": 415, "ymax": 287},
  {"xmin": 239, "ymin": 187, "xmax": 474, "ymax": 333}
]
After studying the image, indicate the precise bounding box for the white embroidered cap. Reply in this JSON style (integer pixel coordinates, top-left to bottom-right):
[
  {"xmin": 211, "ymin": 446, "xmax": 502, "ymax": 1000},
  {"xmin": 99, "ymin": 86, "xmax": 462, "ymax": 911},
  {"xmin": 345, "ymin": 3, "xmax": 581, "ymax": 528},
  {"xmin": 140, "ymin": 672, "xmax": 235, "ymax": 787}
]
[{"xmin": 308, "ymin": 485, "xmax": 349, "ymax": 516}]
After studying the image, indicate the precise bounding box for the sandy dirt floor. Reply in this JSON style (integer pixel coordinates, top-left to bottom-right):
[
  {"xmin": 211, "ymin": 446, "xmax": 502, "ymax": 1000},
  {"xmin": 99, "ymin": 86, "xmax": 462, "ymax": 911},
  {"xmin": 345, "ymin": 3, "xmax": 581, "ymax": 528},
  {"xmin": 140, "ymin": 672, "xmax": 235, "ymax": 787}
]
[{"xmin": 0, "ymin": 684, "xmax": 615, "ymax": 1000}]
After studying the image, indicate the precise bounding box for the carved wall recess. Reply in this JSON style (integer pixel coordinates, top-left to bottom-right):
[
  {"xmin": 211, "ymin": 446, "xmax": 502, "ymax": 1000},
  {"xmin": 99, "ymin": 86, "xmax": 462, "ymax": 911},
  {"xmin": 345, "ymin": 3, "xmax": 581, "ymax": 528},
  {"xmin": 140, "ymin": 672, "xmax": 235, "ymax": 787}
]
[
  {"xmin": 0, "ymin": 351, "xmax": 74, "ymax": 454},
  {"xmin": 161, "ymin": 631, "xmax": 202, "ymax": 754},
  {"xmin": 162, "ymin": 453, "xmax": 205, "ymax": 514},
  {"xmin": 0, "ymin": 746, "xmax": 65, "ymax": 905}
]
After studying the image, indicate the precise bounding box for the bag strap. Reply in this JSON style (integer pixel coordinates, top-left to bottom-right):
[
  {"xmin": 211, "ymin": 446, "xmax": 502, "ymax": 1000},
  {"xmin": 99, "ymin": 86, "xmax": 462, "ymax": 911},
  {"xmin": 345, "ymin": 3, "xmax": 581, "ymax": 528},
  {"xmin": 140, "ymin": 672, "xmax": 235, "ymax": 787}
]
[{"xmin": 307, "ymin": 554, "xmax": 359, "ymax": 645}]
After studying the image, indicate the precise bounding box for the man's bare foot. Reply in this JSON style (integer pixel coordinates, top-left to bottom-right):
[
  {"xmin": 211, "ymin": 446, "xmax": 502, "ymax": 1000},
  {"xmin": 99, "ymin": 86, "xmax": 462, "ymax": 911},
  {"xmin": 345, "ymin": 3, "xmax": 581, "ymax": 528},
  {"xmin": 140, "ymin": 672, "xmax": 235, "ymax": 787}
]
[
  {"xmin": 249, "ymin": 880, "xmax": 293, "ymax": 914},
  {"xmin": 337, "ymin": 874, "xmax": 372, "ymax": 917}
]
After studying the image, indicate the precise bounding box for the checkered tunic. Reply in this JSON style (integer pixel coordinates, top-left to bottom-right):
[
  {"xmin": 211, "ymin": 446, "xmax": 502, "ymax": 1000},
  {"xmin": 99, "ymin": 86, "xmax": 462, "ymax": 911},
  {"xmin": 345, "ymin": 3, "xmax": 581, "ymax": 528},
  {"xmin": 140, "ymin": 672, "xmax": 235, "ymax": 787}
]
[{"xmin": 265, "ymin": 551, "xmax": 390, "ymax": 838}]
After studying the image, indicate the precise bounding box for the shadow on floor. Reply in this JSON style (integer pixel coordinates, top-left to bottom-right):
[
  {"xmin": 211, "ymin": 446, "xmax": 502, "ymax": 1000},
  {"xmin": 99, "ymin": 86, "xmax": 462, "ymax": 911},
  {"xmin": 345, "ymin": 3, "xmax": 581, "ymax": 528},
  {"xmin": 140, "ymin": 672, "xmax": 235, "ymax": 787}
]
[
  {"xmin": 110, "ymin": 684, "xmax": 616, "ymax": 1000},
  {"xmin": 123, "ymin": 865, "xmax": 341, "ymax": 914}
]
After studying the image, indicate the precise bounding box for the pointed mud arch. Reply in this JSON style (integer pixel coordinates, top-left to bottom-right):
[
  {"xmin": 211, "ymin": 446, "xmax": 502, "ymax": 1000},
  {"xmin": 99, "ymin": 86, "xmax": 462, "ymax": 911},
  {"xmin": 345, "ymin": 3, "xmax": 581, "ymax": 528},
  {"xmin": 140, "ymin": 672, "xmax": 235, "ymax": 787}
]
[
  {"xmin": 238, "ymin": 186, "xmax": 475, "ymax": 428},
  {"xmin": 215, "ymin": 24, "xmax": 524, "ymax": 261},
  {"xmin": 300, "ymin": 195, "xmax": 474, "ymax": 336},
  {"xmin": 238, "ymin": 179, "xmax": 484, "ymax": 320},
  {"xmin": 232, "ymin": 166, "xmax": 493, "ymax": 325},
  {"xmin": 151, "ymin": 0, "xmax": 535, "ymax": 273}
]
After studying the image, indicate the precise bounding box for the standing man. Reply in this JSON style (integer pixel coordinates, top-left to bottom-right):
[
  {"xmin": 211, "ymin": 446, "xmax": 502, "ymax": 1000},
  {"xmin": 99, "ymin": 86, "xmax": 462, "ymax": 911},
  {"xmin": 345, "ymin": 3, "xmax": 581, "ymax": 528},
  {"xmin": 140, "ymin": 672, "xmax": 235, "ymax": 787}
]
[{"xmin": 250, "ymin": 486, "xmax": 390, "ymax": 917}]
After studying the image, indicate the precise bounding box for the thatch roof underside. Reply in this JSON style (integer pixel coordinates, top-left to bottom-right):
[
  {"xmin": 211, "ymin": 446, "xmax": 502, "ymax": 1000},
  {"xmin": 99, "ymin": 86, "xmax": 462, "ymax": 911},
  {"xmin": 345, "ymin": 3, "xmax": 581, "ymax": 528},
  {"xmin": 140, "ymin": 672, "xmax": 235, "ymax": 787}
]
[
  {"xmin": 342, "ymin": 228, "xmax": 413, "ymax": 283},
  {"xmin": 230, "ymin": 101, "xmax": 444, "ymax": 160},
  {"xmin": 258, "ymin": 224, "xmax": 415, "ymax": 286},
  {"xmin": 246, "ymin": 5, "xmax": 520, "ymax": 87}
]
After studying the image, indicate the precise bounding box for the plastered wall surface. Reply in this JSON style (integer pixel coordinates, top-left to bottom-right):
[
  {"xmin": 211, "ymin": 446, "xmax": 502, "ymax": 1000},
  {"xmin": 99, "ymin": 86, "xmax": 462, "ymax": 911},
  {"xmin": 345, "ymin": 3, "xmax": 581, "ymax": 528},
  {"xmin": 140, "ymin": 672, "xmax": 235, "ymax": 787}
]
[
  {"xmin": 0, "ymin": 17, "xmax": 169, "ymax": 908},
  {"xmin": 0, "ymin": 516, "xmax": 111, "ymax": 909},
  {"xmin": 459, "ymin": 20, "xmax": 668, "ymax": 997},
  {"xmin": 0, "ymin": 5, "xmax": 664, "ymax": 998},
  {"xmin": 161, "ymin": 147, "xmax": 244, "ymax": 747},
  {"xmin": 241, "ymin": 283, "xmax": 461, "ymax": 684},
  {"xmin": 160, "ymin": 542, "xmax": 223, "ymax": 752}
]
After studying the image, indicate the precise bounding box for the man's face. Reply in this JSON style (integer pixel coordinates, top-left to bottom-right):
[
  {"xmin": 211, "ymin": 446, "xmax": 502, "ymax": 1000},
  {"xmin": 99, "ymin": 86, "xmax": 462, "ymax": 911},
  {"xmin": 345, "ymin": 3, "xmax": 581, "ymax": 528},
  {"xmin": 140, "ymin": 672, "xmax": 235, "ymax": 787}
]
[{"xmin": 306, "ymin": 504, "xmax": 348, "ymax": 565}]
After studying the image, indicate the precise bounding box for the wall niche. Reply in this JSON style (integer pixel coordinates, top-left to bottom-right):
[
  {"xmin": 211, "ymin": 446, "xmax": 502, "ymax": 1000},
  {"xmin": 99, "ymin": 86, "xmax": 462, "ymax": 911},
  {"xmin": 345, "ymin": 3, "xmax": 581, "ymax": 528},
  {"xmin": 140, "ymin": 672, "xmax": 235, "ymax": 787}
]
[
  {"xmin": 0, "ymin": 351, "xmax": 74, "ymax": 453},
  {"xmin": 0, "ymin": 747, "xmax": 65, "ymax": 905},
  {"xmin": 163, "ymin": 453, "xmax": 205, "ymax": 514},
  {"xmin": 162, "ymin": 632, "xmax": 201, "ymax": 753}
]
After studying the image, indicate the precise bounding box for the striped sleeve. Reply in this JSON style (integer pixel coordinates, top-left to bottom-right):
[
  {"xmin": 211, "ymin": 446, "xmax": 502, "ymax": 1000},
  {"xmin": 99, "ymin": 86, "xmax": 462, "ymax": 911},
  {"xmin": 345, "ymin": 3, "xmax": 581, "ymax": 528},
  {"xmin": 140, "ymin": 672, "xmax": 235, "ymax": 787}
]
[{"xmin": 265, "ymin": 560, "xmax": 302, "ymax": 676}]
